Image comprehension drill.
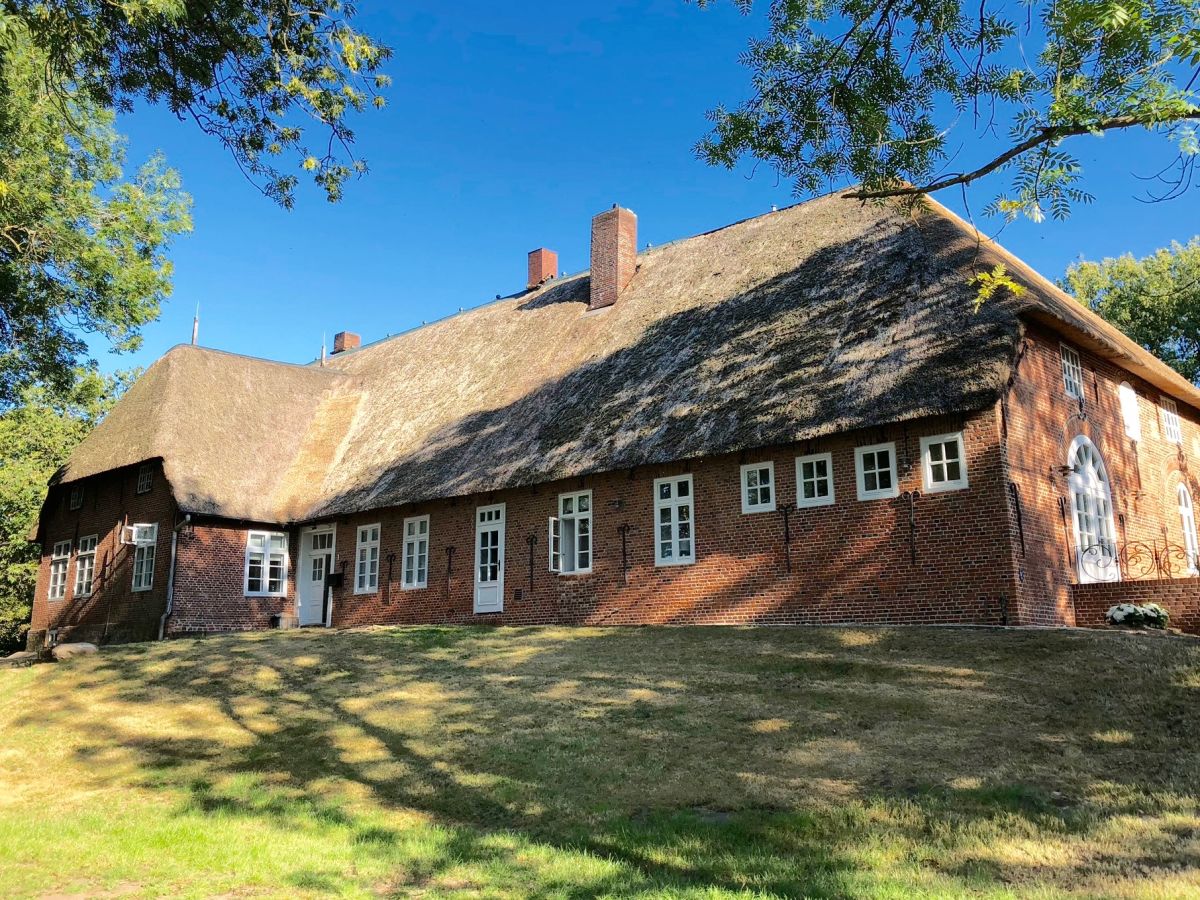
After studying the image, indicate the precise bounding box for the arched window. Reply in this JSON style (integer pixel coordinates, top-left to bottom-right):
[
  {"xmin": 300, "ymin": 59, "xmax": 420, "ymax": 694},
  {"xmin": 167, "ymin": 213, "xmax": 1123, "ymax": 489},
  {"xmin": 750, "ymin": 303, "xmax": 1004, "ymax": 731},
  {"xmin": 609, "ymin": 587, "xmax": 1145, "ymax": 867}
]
[
  {"xmin": 1068, "ymin": 436, "xmax": 1120, "ymax": 583},
  {"xmin": 1178, "ymin": 484, "xmax": 1199, "ymax": 574},
  {"xmin": 1118, "ymin": 382, "xmax": 1141, "ymax": 441}
]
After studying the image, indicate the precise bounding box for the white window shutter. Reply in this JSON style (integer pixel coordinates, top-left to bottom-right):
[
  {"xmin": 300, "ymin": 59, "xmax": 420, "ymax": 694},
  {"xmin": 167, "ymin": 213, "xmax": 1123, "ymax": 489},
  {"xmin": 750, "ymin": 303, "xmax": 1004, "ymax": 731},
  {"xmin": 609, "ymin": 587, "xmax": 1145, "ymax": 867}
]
[{"xmin": 548, "ymin": 517, "xmax": 560, "ymax": 573}]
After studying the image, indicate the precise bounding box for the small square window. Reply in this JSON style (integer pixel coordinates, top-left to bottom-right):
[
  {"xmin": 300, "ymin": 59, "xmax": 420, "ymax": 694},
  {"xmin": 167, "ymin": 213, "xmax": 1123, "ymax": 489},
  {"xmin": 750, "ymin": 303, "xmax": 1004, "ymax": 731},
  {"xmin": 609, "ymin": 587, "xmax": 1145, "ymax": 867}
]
[
  {"xmin": 136, "ymin": 464, "xmax": 154, "ymax": 494},
  {"xmin": 1161, "ymin": 397, "xmax": 1183, "ymax": 444},
  {"xmin": 1060, "ymin": 344, "xmax": 1084, "ymax": 400},
  {"xmin": 740, "ymin": 462, "xmax": 775, "ymax": 513},
  {"xmin": 920, "ymin": 433, "xmax": 969, "ymax": 492},
  {"xmin": 68, "ymin": 486, "xmax": 84, "ymax": 510},
  {"xmin": 795, "ymin": 453, "xmax": 835, "ymax": 508},
  {"xmin": 855, "ymin": 443, "xmax": 898, "ymax": 501}
]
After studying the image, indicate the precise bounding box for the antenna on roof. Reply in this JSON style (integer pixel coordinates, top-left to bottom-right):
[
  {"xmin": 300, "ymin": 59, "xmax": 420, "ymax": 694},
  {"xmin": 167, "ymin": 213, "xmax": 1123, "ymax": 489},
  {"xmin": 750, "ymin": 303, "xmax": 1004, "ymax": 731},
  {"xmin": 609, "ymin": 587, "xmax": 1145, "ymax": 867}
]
[
  {"xmin": 190, "ymin": 302, "xmax": 199, "ymax": 346},
  {"xmin": 320, "ymin": 332, "xmax": 327, "ymax": 367}
]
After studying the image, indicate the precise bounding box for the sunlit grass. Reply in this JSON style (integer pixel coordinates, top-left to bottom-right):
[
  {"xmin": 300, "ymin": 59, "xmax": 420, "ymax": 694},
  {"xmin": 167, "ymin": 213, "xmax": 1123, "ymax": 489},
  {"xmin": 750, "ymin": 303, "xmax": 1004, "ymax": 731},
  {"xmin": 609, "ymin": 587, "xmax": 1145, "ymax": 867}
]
[{"xmin": 1, "ymin": 625, "xmax": 1199, "ymax": 897}]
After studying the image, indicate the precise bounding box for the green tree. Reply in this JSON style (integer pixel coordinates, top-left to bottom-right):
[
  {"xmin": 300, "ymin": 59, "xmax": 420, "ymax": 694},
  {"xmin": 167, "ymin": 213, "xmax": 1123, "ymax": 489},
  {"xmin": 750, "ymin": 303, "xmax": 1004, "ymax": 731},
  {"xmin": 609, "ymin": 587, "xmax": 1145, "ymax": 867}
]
[
  {"xmin": 0, "ymin": 27, "xmax": 192, "ymax": 406},
  {"xmin": 1064, "ymin": 238, "xmax": 1200, "ymax": 383},
  {"xmin": 697, "ymin": 1, "xmax": 1200, "ymax": 221},
  {"xmin": 0, "ymin": 371, "xmax": 131, "ymax": 653}
]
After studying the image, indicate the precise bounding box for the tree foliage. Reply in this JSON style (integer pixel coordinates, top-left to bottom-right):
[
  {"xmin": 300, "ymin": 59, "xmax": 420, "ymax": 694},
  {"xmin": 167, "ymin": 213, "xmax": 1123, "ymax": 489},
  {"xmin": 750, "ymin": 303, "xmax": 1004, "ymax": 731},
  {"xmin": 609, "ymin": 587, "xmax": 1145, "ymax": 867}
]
[
  {"xmin": 1064, "ymin": 237, "xmax": 1200, "ymax": 383},
  {"xmin": 0, "ymin": 371, "xmax": 131, "ymax": 653},
  {"xmin": 0, "ymin": 26, "xmax": 192, "ymax": 407},
  {"xmin": 697, "ymin": 0, "xmax": 1200, "ymax": 220},
  {"xmin": 5, "ymin": 0, "xmax": 392, "ymax": 206}
]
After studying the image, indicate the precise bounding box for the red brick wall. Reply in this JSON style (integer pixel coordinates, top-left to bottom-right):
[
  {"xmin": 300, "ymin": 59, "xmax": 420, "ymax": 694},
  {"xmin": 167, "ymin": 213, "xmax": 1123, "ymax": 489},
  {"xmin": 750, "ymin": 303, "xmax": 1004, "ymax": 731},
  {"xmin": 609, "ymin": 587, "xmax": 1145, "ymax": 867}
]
[
  {"xmin": 589, "ymin": 206, "xmax": 637, "ymax": 310},
  {"xmin": 168, "ymin": 520, "xmax": 299, "ymax": 635},
  {"xmin": 29, "ymin": 460, "xmax": 176, "ymax": 647},
  {"xmin": 1072, "ymin": 578, "xmax": 1200, "ymax": 634},
  {"xmin": 321, "ymin": 410, "xmax": 1017, "ymax": 628},
  {"xmin": 1003, "ymin": 321, "xmax": 1200, "ymax": 626}
]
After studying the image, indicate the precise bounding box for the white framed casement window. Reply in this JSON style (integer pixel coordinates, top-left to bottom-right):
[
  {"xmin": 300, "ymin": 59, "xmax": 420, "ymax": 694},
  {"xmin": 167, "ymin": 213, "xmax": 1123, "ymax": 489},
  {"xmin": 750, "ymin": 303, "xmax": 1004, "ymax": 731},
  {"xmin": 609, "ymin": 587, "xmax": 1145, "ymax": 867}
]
[
  {"xmin": 68, "ymin": 485, "xmax": 84, "ymax": 511},
  {"xmin": 1161, "ymin": 396, "xmax": 1183, "ymax": 444},
  {"xmin": 1118, "ymin": 382, "xmax": 1142, "ymax": 441},
  {"xmin": 245, "ymin": 531, "xmax": 288, "ymax": 597},
  {"xmin": 549, "ymin": 490, "xmax": 593, "ymax": 574},
  {"xmin": 855, "ymin": 443, "xmax": 899, "ymax": 501},
  {"xmin": 1060, "ymin": 344, "xmax": 1084, "ymax": 400},
  {"xmin": 401, "ymin": 516, "xmax": 429, "ymax": 589},
  {"xmin": 740, "ymin": 462, "xmax": 776, "ymax": 513},
  {"xmin": 136, "ymin": 463, "xmax": 154, "ymax": 494},
  {"xmin": 74, "ymin": 535, "xmax": 98, "ymax": 597},
  {"xmin": 130, "ymin": 523, "xmax": 158, "ymax": 592},
  {"xmin": 920, "ymin": 433, "xmax": 969, "ymax": 492},
  {"xmin": 48, "ymin": 541, "xmax": 71, "ymax": 601},
  {"xmin": 795, "ymin": 452, "xmax": 835, "ymax": 508},
  {"xmin": 1179, "ymin": 484, "xmax": 1199, "ymax": 574},
  {"xmin": 654, "ymin": 475, "xmax": 695, "ymax": 566},
  {"xmin": 355, "ymin": 524, "xmax": 381, "ymax": 593}
]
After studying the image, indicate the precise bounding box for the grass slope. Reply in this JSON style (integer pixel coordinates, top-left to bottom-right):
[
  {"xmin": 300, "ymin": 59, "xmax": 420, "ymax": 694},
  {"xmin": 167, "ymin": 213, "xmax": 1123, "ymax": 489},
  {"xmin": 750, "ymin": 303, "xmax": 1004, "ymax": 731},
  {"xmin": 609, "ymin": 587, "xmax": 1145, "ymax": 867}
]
[{"xmin": 1, "ymin": 626, "xmax": 1199, "ymax": 898}]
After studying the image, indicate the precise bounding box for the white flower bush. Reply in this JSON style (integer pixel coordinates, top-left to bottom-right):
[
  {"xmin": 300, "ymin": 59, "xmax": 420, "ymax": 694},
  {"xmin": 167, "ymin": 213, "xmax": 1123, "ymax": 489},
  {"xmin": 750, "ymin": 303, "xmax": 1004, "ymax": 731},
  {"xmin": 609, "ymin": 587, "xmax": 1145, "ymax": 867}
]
[{"xmin": 1106, "ymin": 602, "xmax": 1169, "ymax": 630}]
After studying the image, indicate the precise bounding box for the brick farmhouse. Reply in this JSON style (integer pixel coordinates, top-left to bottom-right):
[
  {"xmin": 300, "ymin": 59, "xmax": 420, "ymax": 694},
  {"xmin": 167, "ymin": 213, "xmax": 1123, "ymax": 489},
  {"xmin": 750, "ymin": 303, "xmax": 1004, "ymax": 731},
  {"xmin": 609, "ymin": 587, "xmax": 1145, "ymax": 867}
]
[{"xmin": 28, "ymin": 194, "xmax": 1200, "ymax": 646}]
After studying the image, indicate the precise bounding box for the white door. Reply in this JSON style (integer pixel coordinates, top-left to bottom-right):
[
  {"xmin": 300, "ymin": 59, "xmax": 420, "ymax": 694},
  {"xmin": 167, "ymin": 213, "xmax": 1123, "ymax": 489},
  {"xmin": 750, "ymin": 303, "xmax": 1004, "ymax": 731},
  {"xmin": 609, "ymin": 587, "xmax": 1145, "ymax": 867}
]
[
  {"xmin": 299, "ymin": 527, "xmax": 335, "ymax": 625},
  {"xmin": 474, "ymin": 504, "xmax": 505, "ymax": 613}
]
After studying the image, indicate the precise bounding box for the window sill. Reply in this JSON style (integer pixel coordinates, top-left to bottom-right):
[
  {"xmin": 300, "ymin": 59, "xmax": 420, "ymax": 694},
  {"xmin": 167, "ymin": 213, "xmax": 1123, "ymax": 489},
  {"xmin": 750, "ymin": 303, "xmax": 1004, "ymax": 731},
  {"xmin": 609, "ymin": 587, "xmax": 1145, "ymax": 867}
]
[
  {"xmin": 741, "ymin": 505, "xmax": 776, "ymax": 515},
  {"xmin": 796, "ymin": 498, "xmax": 835, "ymax": 509},
  {"xmin": 554, "ymin": 570, "xmax": 594, "ymax": 578},
  {"xmin": 923, "ymin": 481, "xmax": 969, "ymax": 494},
  {"xmin": 131, "ymin": 586, "xmax": 153, "ymax": 593},
  {"xmin": 399, "ymin": 584, "xmax": 427, "ymax": 591},
  {"xmin": 654, "ymin": 558, "xmax": 695, "ymax": 568},
  {"xmin": 245, "ymin": 593, "xmax": 288, "ymax": 599},
  {"xmin": 856, "ymin": 490, "xmax": 899, "ymax": 502}
]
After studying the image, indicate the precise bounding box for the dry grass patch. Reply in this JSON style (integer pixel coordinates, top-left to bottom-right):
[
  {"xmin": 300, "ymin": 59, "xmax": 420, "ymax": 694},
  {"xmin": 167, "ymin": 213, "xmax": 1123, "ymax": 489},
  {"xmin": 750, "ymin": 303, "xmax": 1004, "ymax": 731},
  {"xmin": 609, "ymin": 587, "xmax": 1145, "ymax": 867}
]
[{"xmin": 1, "ymin": 625, "xmax": 1199, "ymax": 897}]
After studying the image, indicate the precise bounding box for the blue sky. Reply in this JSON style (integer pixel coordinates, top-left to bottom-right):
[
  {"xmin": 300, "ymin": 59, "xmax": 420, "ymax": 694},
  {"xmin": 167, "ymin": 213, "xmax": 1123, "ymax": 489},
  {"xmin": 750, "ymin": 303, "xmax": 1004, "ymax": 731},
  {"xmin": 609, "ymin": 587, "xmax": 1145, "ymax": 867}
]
[{"xmin": 107, "ymin": 0, "xmax": 1199, "ymax": 373}]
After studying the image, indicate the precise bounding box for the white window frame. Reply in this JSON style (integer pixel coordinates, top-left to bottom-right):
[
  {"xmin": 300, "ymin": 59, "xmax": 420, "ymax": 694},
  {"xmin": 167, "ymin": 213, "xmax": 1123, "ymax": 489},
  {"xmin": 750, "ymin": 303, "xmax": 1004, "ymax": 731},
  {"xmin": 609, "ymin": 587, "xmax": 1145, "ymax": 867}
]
[
  {"xmin": 1179, "ymin": 484, "xmax": 1199, "ymax": 574},
  {"xmin": 549, "ymin": 490, "xmax": 593, "ymax": 574},
  {"xmin": 355, "ymin": 524, "xmax": 381, "ymax": 594},
  {"xmin": 401, "ymin": 516, "xmax": 430, "ymax": 589},
  {"xmin": 855, "ymin": 442, "xmax": 899, "ymax": 501},
  {"xmin": 740, "ymin": 462, "xmax": 776, "ymax": 514},
  {"xmin": 1161, "ymin": 396, "xmax": 1183, "ymax": 444},
  {"xmin": 48, "ymin": 540, "xmax": 71, "ymax": 601},
  {"xmin": 654, "ymin": 475, "xmax": 695, "ymax": 566},
  {"xmin": 74, "ymin": 535, "xmax": 98, "ymax": 597},
  {"xmin": 136, "ymin": 463, "xmax": 154, "ymax": 494},
  {"xmin": 1060, "ymin": 343, "xmax": 1084, "ymax": 400},
  {"xmin": 68, "ymin": 485, "xmax": 84, "ymax": 511},
  {"xmin": 1117, "ymin": 382, "xmax": 1142, "ymax": 441},
  {"xmin": 919, "ymin": 432, "xmax": 969, "ymax": 493},
  {"xmin": 795, "ymin": 452, "xmax": 835, "ymax": 508},
  {"xmin": 130, "ymin": 523, "xmax": 158, "ymax": 592},
  {"xmin": 244, "ymin": 530, "xmax": 289, "ymax": 597},
  {"xmin": 1068, "ymin": 436, "xmax": 1120, "ymax": 584}
]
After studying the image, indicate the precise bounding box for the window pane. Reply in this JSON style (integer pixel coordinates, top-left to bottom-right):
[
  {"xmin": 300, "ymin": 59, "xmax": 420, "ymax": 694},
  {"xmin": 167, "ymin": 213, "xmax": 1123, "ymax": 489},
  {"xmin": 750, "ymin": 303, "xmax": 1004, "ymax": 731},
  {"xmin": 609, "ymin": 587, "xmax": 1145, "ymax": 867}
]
[
  {"xmin": 746, "ymin": 469, "xmax": 758, "ymax": 487},
  {"xmin": 578, "ymin": 494, "xmax": 589, "ymax": 512},
  {"xmin": 659, "ymin": 483, "xmax": 671, "ymax": 500},
  {"xmin": 677, "ymin": 479, "xmax": 690, "ymax": 497}
]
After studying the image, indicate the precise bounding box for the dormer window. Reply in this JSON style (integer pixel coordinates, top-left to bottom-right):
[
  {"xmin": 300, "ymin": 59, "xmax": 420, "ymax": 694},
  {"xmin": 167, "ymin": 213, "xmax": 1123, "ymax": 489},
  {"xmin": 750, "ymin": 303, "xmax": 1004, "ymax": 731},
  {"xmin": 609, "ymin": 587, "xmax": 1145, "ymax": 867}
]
[{"xmin": 1060, "ymin": 344, "xmax": 1084, "ymax": 400}]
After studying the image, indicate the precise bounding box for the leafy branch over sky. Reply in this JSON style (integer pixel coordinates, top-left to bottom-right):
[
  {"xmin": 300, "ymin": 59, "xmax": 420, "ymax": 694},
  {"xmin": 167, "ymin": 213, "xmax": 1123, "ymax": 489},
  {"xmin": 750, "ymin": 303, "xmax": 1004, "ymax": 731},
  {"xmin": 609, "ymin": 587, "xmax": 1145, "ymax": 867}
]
[{"xmin": 697, "ymin": 0, "xmax": 1200, "ymax": 221}]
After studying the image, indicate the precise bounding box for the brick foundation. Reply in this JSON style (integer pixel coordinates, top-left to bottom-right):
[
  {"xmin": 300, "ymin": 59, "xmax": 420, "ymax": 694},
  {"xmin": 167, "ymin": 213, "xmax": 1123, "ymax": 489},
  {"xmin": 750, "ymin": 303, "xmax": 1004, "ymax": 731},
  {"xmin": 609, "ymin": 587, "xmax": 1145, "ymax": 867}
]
[{"xmin": 1071, "ymin": 578, "xmax": 1200, "ymax": 634}]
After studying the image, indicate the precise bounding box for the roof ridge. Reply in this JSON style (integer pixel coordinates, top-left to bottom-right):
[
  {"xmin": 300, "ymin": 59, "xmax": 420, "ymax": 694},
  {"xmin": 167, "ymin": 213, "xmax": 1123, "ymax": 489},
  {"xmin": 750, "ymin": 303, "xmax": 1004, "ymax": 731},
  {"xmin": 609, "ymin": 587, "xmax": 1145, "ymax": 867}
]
[{"xmin": 165, "ymin": 342, "xmax": 345, "ymax": 373}]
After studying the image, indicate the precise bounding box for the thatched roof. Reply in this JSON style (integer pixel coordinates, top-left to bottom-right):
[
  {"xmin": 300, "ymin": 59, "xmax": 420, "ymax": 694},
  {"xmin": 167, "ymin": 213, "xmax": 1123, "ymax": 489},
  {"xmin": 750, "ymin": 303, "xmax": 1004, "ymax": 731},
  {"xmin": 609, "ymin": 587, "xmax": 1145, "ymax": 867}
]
[{"xmin": 53, "ymin": 193, "xmax": 1200, "ymax": 524}]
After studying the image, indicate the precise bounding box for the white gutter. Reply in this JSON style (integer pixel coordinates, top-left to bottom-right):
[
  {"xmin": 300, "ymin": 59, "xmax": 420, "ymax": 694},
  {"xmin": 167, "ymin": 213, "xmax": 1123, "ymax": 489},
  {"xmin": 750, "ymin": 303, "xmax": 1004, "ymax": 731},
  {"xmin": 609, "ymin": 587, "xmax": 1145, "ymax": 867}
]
[{"xmin": 159, "ymin": 514, "xmax": 192, "ymax": 640}]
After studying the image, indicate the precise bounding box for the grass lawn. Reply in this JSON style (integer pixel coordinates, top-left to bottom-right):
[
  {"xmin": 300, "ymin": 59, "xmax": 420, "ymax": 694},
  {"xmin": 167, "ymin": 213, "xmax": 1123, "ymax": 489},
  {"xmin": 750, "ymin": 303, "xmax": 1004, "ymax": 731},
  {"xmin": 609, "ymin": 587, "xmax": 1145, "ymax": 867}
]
[{"xmin": 2, "ymin": 626, "xmax": 1199, "ymax": 898}]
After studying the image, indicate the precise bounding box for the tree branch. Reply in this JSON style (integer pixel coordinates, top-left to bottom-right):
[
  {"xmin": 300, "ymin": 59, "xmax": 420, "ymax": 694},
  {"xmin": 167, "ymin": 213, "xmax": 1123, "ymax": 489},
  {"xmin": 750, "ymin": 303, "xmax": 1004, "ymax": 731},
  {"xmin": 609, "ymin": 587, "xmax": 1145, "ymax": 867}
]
[{"xmin": 844, "ymin": 111, "xmax": 1200, "ymax": 199}]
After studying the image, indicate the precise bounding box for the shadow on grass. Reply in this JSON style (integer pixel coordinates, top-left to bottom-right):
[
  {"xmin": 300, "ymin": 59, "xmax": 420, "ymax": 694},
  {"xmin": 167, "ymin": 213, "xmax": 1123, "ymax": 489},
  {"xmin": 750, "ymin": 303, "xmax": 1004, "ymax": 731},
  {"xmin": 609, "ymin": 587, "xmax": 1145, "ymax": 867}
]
[{"xmin": 14, "ymin": 625, "xmax": 1200, "ymax": 896}]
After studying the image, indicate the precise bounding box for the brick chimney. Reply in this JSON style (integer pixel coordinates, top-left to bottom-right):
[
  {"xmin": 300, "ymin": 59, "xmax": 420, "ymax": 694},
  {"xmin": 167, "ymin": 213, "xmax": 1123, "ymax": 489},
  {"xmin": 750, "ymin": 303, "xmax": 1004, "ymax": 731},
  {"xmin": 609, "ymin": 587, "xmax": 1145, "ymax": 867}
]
[
  {"xmin": 332, "ymin": 331, "xmax": 361, "ymax": 354},
  {"xmin": 589, "ymin": 205, "xmax": 637, "ymax": 310},
  {"xmin": 527, "ymin": 248, "xmax": 558, "ymax": 289}
]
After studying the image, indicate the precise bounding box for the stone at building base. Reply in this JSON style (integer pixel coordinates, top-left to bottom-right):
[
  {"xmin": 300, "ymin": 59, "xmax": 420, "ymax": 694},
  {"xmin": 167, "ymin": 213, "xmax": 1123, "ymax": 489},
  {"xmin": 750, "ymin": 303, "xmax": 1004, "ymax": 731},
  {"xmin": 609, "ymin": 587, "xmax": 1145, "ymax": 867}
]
[
  {"xmin": 1, "ymin": 651, "xmax": 38, "ymax": 668},
  {"xmin": 51, "ymin": 642, "xmax": 99, "ymax": 661}
]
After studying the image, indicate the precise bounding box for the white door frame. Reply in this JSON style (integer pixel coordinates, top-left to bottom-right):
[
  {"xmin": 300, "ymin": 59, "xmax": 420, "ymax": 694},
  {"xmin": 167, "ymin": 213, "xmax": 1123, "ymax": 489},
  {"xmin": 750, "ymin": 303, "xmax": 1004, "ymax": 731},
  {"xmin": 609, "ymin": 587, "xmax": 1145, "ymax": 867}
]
[
  {"xmin": 474, "ymin": 503, "xmax": 506, "ymax": 613},
  {"xmin": 298, "ymin": 523, "xmax": 337, "ymax": 626}
]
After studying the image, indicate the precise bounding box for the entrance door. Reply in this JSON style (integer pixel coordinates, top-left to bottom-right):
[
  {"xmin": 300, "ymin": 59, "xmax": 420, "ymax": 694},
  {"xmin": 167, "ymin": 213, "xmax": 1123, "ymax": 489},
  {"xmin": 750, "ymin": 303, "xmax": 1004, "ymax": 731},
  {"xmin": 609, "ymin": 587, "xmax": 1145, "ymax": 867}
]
[
  {"xmin": 299, "ymin": 526, "xmax": 335, "ymax": 625},
  {"xmin": 474, "ymin": 504, "xmax": 505, "ymax": 613}
]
